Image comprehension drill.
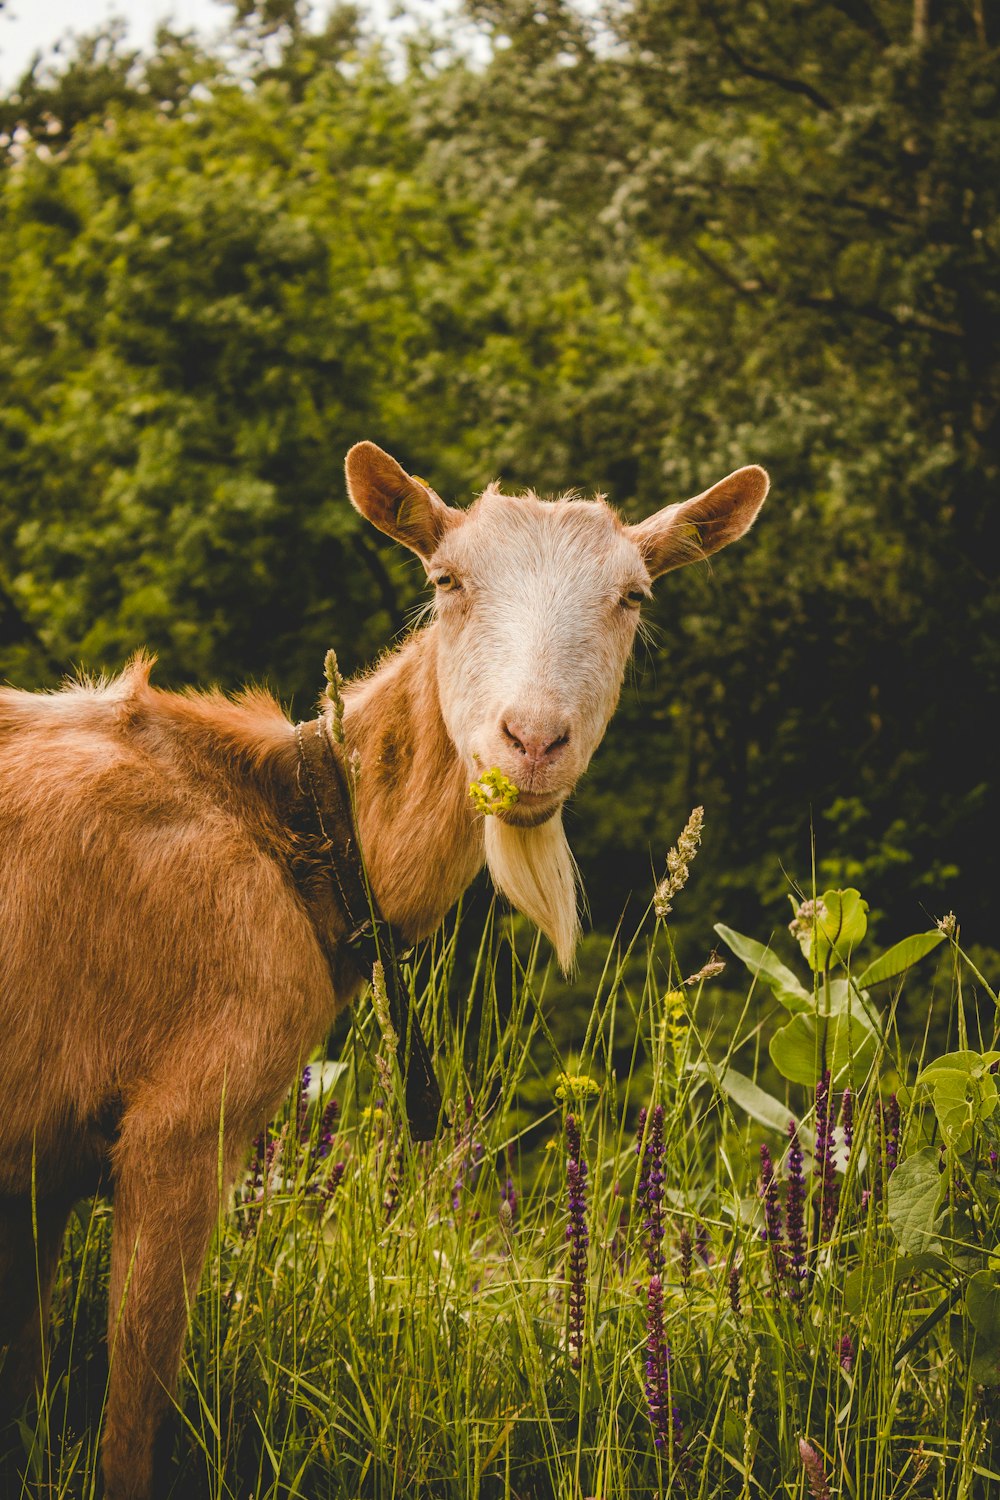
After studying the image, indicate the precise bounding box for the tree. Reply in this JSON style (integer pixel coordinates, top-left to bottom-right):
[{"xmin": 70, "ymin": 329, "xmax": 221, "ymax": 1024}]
[{"xmin": 1, "ymin": 1, "xmax": 996, "ymax": 946}]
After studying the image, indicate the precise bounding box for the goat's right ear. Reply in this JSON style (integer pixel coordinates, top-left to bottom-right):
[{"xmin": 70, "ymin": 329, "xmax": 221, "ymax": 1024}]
[
  {"xmin": 345, "ymin": 442, "xmax": 455, "ymax": 559},
  {"xmin": 626, "ymin": 465, "xmax": 769, "ymax": 579}
]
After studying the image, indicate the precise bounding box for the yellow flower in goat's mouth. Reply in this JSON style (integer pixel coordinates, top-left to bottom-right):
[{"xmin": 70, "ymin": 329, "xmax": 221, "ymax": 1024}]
[{"xmin": 468, "ymin": 767, "xmax": 520, "ymax": 815}]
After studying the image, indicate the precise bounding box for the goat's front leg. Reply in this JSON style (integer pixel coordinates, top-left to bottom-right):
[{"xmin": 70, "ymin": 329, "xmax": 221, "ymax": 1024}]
[{"xmin": 102, "ymin": 1114, "xmax": 244, "ymax": 1500}]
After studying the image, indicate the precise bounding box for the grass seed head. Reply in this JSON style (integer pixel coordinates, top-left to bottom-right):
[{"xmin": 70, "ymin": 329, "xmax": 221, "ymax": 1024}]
[{"xmin": 653, "ymin": 805, "xmax": 704, "ymax": 918}]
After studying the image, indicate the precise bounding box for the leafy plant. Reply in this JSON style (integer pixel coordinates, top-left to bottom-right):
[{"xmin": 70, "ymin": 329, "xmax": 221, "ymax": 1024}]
[{"xmin": 7, "ymin": 870, "xmax": 998, "ymax": 1498}]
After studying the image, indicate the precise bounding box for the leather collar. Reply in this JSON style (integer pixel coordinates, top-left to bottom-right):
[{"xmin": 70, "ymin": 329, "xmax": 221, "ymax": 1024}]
[{"xmin": 293, "ymin": 716, "xmax": 442, "ymax": 1142}]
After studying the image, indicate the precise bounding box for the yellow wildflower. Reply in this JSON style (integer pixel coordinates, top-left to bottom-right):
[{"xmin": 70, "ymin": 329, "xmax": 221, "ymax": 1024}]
[
  {"xmin": 554, "ymin": 1072, "xmax": 601, "ymax": 1104},
  {"xmin": 469, "ymin": 767, "xmax": 520, "ymax": 815}
]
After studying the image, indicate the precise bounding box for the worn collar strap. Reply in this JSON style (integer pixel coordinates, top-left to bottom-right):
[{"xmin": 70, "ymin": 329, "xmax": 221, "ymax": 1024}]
[{"xmin": 294, "ymin": 715, "xmax": 442, "ymax": 1142}]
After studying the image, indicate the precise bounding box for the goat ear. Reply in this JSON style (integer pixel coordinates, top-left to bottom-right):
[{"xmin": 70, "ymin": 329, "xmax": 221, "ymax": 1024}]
[
  {"xmin": 345, "ymin": 441, "xmax": 456, "ymax": 558},
  {"xmin": 627, "ymin": 465, "xmax": 769, "ymax": 580}
]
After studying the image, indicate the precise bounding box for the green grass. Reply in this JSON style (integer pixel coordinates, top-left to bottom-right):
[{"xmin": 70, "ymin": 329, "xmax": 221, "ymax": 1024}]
[{"xmin": 7, "ymin": 885, "xmax": 1000, "ymax": 1499}]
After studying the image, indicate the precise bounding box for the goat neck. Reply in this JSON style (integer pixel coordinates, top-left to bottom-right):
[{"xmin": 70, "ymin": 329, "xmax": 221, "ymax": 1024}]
[{"xmin": 340, "ymin": 624, "xmax": 483, "ymax": 941}]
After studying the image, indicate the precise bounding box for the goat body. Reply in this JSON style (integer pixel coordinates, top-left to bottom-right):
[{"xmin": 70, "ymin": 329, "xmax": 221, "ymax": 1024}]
[{"xmin": 0, "ymin": 442, "xmax": 768, "ymax": 1498}]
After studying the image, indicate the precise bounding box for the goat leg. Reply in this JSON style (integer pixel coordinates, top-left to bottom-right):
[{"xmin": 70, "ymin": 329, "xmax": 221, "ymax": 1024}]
[{"xmin": 102, "ymin": 1117, "xmax": 244, "ymax": 1500}]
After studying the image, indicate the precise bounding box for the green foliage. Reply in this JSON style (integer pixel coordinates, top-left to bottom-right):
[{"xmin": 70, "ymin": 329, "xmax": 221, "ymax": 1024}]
[
  {"xmin": 2, "ymin": 7, "xmax": 999, "ymax": 1488},
  {"xmin": 0, "ymin": 0, "xmax": 997, "ymax": 947},
  {"xmin": 789, "ymin": 888, "xmax": 869, "ymax": 972},
  {"xmin": 769, "ymin": 990, "xmax": 879, "ymax": 1088},
  {"xmin": 858, "ymin": 930, "xmax": 947, "ymax": 988},
  {"xmin": 713, "ymin": 924, "xmax": 810, "ymax": 1013},
  {"xmin": 917, "ymin": 1049, "xmax": 1000, "ymax": 1149},
  {"xmin": 8, "ymin": 874, "xmax": 1000, "ymax": 1497},
  {"xmin": 884, "ymin": 1043, "xmax": 1000, "ymax": 1388},
  {"xmin": 717, "ymin": 887, "xmax": 950, "ymax": 1087},
  {"xmin": 887, "ymin": 1147, "xmax": 945, "ymax": 1255}
]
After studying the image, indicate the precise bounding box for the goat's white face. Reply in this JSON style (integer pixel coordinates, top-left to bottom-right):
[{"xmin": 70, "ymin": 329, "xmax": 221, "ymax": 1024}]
[
  {"xmin": 345, "ymin": 441, "xmax": 769, "ymax": 967},
  {"xmin": 426, "ymin": 489, "xmax": 647, "ymax": 827}
]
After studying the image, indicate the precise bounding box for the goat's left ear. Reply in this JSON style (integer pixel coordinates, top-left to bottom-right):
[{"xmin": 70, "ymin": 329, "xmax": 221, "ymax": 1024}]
[
  {"xmin": 627, "ymin": 465, "xmax": 769, "ymax": 579},
  {"xmin": 345, "ymin": 441, "xmax": 456, "ymax": 558}
]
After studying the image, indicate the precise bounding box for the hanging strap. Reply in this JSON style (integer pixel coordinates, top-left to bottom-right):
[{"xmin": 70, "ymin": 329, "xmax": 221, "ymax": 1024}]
[{"xmin": 293, "ymin": 716, "xmax": 442, "ymax": 1142}]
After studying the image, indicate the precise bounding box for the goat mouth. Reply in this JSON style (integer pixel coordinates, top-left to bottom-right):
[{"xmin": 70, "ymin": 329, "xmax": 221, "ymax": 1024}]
[{"xmin": 495, "ymin": 791, "xmax": 564, "ymax": 828}]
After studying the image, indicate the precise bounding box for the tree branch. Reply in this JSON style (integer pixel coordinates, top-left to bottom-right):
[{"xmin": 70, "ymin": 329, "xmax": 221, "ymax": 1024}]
[
  {"xmin": 690, "ymin": 243, "xmax": 769, "ymax": 298},
  {"xmin": 705, "ymin": 4, "xmax": 836, "ymax": 112},
  {"xmin": 689, "ymin": 244, "xmax": 964, "ymax": 340}
]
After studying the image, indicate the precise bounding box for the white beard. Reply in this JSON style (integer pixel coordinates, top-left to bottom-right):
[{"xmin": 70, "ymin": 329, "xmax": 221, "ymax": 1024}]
[{"xmin": 484, "ymin": 811, "xmax": 580, "ymax": 971}]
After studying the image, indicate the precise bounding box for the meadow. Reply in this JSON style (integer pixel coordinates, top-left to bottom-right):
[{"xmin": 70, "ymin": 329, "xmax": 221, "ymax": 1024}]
[
  {"xmin": 11, "ymin": 820, "xmax": 999, "ymax": 1500},
  {"xmin": 1, "ymin": 3, "xmax": 997, "ymax": 1495}
]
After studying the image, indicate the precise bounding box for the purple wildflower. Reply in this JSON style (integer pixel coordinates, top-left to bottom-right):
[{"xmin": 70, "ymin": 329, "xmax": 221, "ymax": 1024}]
[
  {"xmin": 566, "ymin": 1113, "xmax": 589, "ymax": 1370},
  {"xmin": 991, "ymin": 1149, "xmax": 998, "ymax": 1172},
  {"xmin": 873, "ymin": 1101, "xmax": 887, "ymax": 1200},
  {"xmin": 636, "ymin": 1103, "xmax": 666, "ymax": 1274},
  {"xmin": 759, "ymin": 1144, "xmax": 787, "ymax": 1285},
  {"xmin": 839, "ymin": 1333, "xmax": 854, "ymax": 1373},
  {"xmin": 679, "ymin": 1226, "xmax": 692, "ymax": 1288},
  {"xmin": 241, "ymin": 1131, "xmax": 267, "ymax": 1239},
  {"xmin": 814, "ymin": 1070, "xmax": 839, "ymax": 1237},
  {"xmin": 263, "ymin": 1124, "xmax": 285, "ymax": 1189},
  {"xmin": 303, "ymin": 1097, "xmax": 343, "ymax": 1191},
  {"xmin": 886, "ymin": 1093, "xmax": 901, "ymax": 1178},
  {"xmin": 645, "ymin": 1275, "xmax": 683, "ymax": 1458},
  {"xmin": 798, "ymin": 1438, "xmax": 832, "ymax": 1500},
  {"xmin": 841, "ymin": 1086, "xmax": 853, "ymax": 1154},
  {"xmin": 246, "ymin": 1130, "xmax": 266, "ymax": 1193},
  {"xmin": 315, "ymin": 1097, "xmax": 340, "ymax": 1161},
  {"xmin": 297, "ymin": 1064, "xmax": 312, "ymax": 1142},
  {"xmin": 786, "ymin": 1123, "xmax": 807, "ymax": 1297},
  {"xmin": 873, "ymin": 1093, "xmax": 902, "ymax": 1200},
  {"xmin": 728, "ymin": 1262, "xmax": 741, "ymax": 1318},
  {"xmin": 243, "ymin": 1125, "xmax": 288, "ymax": 1235},
  {"xmin": 323, "ymin": 1159, "xmax": 346, "ymax": 1202}
]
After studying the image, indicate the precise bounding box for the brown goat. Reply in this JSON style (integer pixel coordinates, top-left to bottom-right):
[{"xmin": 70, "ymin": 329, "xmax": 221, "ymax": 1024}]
[{"xmin": 0, "ymin": 443, "xmax": 768, "ymax": 1498}]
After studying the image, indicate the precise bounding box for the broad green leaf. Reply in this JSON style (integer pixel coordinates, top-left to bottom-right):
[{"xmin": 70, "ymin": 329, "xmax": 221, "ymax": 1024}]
[
  {"xmin": 826, "ymin": 977, "xmax": 875, "ymax": 1017},
  {"xmin": 695, "ymin": 1061, "xmax": 810, "ymax": 1144},
  {"xmin": 918, "ymin": 1062, "xmax": 999, "ymax": 1149},
  {"xmin": 769, "ymin": 1002, "xmax": 878, "ymax": 1085},
  {"xmin": 844, "ymin": 1255, "xmax": 936, "ymax": 1314},
  {"xmin": 926, "ymin": 1071, "xmax": 983, "ymax": 1149},
  {"xmin": 919, "ymin": 1050, "xmax": 1000, "ymax": 1080},
  {"xmin": 713, "ymin": 924, "xmax": 811, "ymax": 1012},
  {"xmin": 887, "ymin": 1147, "xmax": 946, "ymax": 1255},
  {"xmin": 844, "ymin": 1262, "xmax": 887, "ymax": 1315},
  {"xmin": 966, "ymin": 1271, "xmax": 1000, "ymax": 1383},
  {"xmin": 857, "ymin": 930, "xmax": 946, "ymax": 988},
  {"xmin": 792, "ymin": 889, "xmax": 869, "ymax": 971},
  {"xmin": 918, "ymin": 1051, "xmax": 1000, "ymax": 1148}
]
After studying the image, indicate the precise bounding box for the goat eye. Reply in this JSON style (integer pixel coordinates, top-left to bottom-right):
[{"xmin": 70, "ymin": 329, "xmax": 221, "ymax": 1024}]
[
  {"xmin": 433, "ymin": 572, "xmax": 460, "ymax": 593},
  {"xmin": 622, "ymin": 587, "xmax": 647, "ymax": 609}
]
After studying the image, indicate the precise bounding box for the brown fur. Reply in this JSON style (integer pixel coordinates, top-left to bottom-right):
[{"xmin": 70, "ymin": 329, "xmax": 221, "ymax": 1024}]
[
  {"xmin": 0, "ymin": 633, "xmax": 478, "ymax": 1500},
  {"xmin": 0, "ymin": 442, "xmax": 768, "ymax": 1498}
]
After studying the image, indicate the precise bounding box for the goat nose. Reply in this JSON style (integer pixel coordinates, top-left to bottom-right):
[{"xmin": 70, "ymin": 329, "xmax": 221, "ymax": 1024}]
[{"xmin": 501, "ymin": 717, "xmax": 570, "ymax": 766}]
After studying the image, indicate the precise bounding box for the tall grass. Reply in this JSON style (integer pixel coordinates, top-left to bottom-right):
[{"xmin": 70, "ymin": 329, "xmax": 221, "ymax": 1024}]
[{"xmin": 7, "ymin": 882, "xmax": 999, "ymax": 1499}]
